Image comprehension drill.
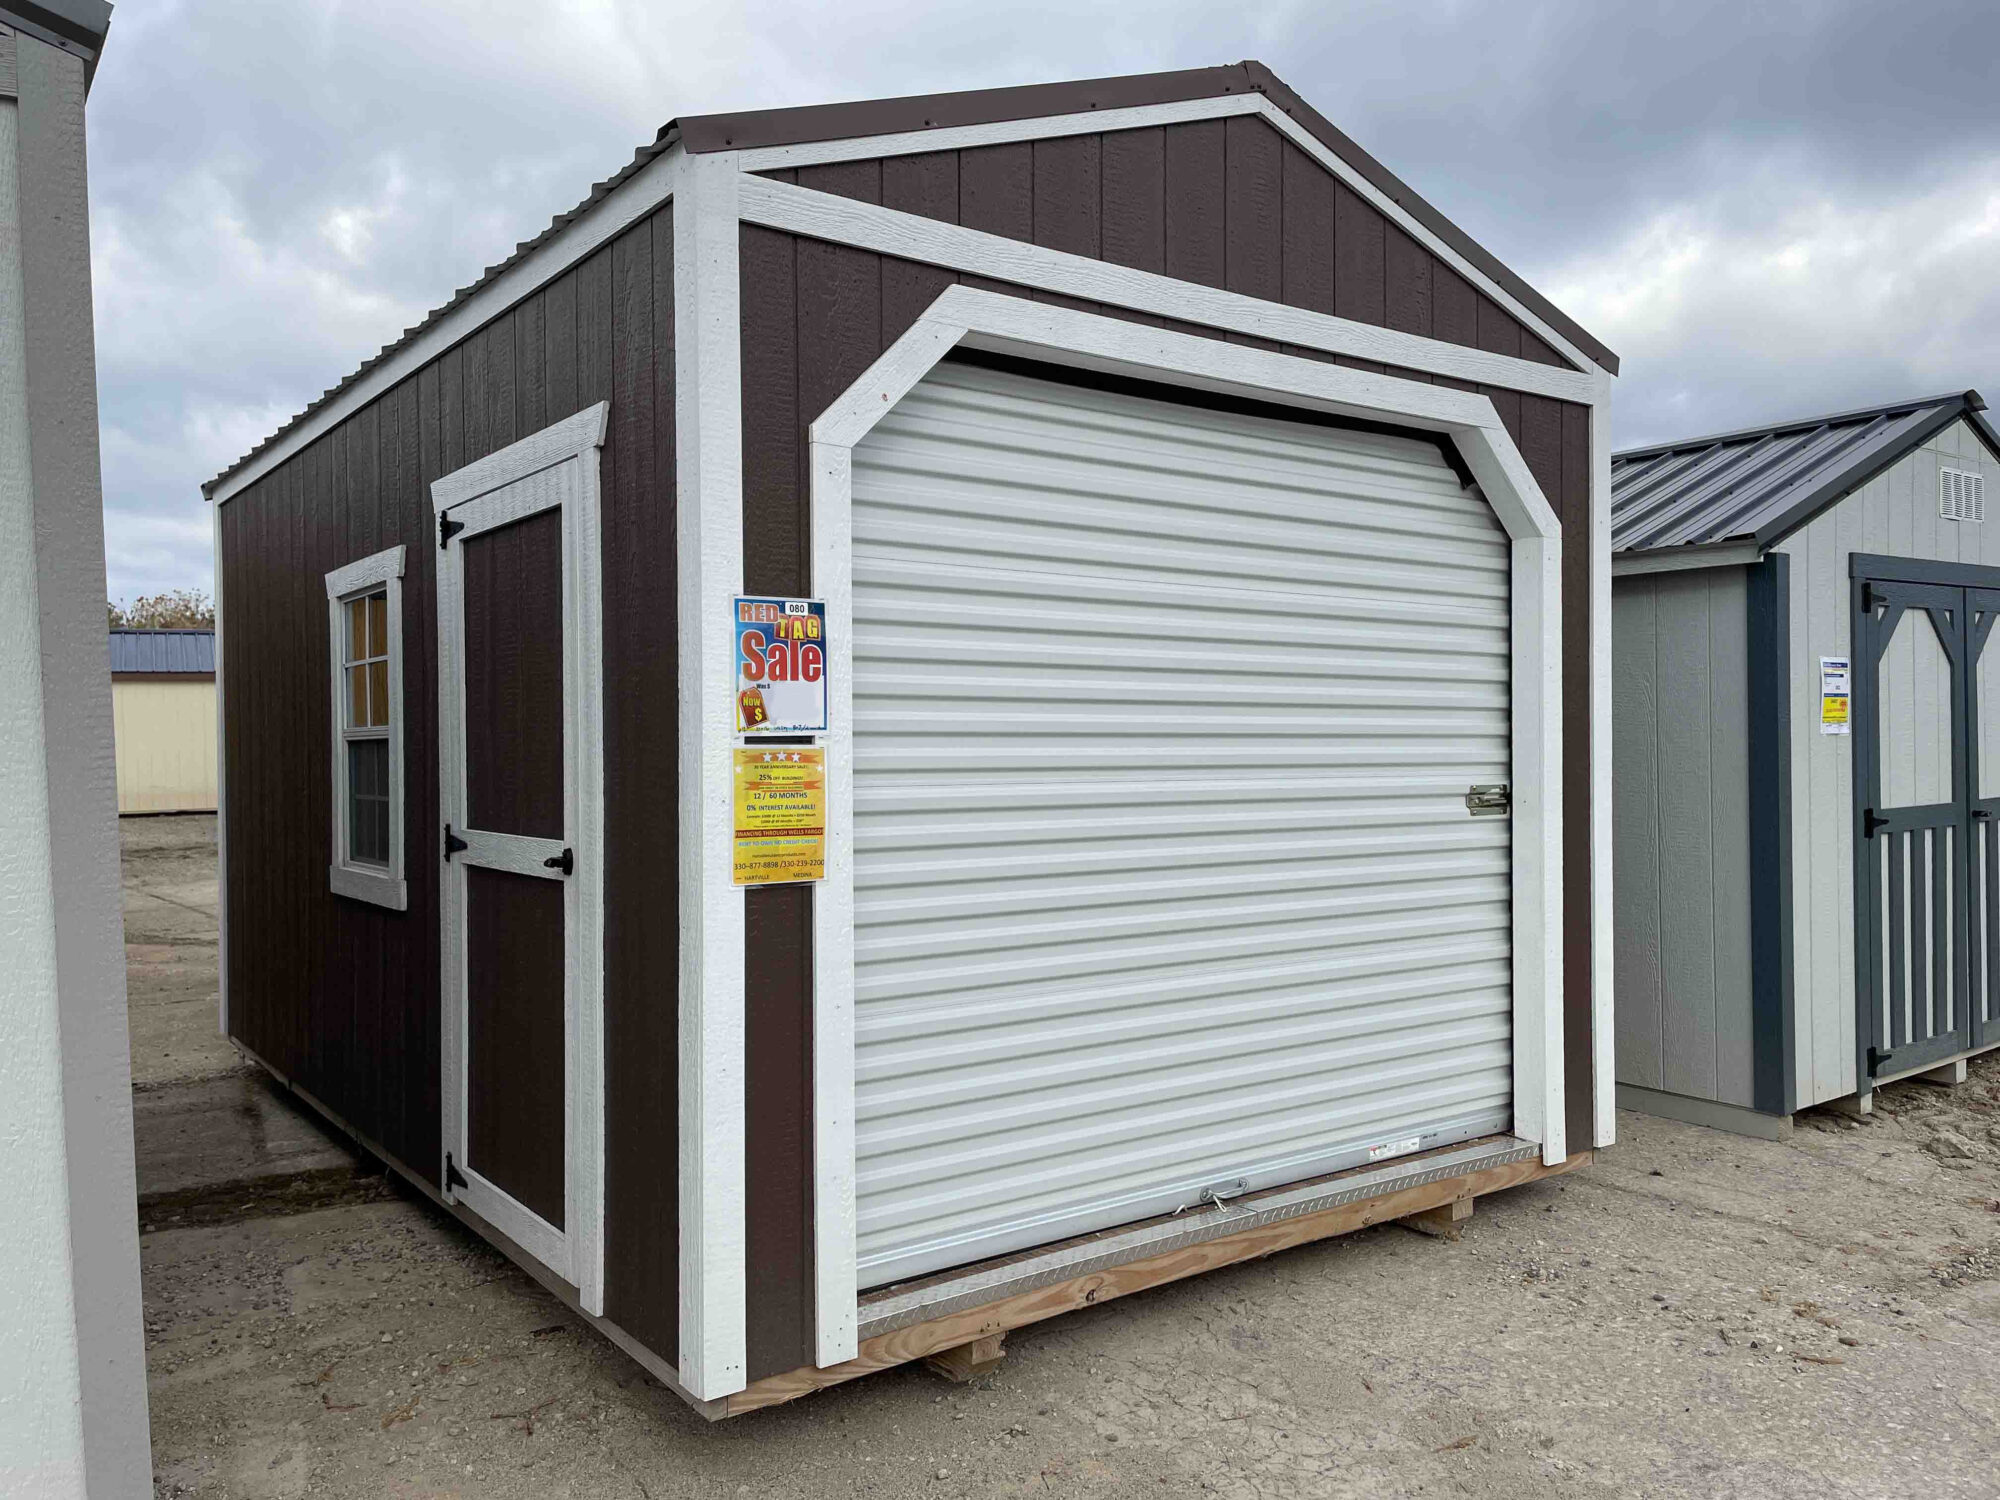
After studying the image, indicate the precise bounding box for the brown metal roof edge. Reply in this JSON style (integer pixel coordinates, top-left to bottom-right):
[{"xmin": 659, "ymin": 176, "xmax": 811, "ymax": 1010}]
[
  {"xmin": 672, "ymin": 63, "xmax": 1252, "ymax": 153},
  {"xmin": 675, "ymin": 59, "xmax": 1617, "ymax": 377}
]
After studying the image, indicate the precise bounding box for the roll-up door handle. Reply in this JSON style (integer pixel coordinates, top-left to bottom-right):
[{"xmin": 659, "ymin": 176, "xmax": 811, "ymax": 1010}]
[
  {"xmin": 1464, "ymin": 785, "xmax": 1510, "ymax": 816},
  {"xmin": 543, "ymin": 848, "xmax": 574, "ymax": 876}
]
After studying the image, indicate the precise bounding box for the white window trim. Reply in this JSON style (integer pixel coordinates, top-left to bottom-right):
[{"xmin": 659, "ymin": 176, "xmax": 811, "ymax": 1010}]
[
  {"xmin": 325, "ymin": 544, "xmax": 408, "ymax": 911},
  {"xmin": 800, "ymin": 284, "xmax": 1565, "ymax": 1368},
  {"xmin": 433, "ymin": 401, "xmax": 609, "ymax": 1319}
]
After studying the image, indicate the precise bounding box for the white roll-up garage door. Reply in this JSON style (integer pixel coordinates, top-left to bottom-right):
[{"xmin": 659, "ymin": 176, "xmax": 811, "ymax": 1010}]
[{"xmin": 850, "ymin": 359, "xmax": 1513, "ymax": 1287}]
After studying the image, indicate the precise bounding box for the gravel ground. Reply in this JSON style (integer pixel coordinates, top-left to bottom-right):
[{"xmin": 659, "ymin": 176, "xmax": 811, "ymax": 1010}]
[{"xmin": 127, "ymin": 815, "xmax": 2000, "ymax": 1497}]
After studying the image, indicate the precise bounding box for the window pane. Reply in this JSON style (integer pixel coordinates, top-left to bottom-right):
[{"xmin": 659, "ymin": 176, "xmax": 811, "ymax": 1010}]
[
  {"xmin": 348, "ymin": 598, "xmax": 367, "ymax": 663},
  {"xmin": 368, "ymin": 593, "xmax": 388, "ymax": 657},
  {"xmin": 348, "ymin": 665, "xmax": 368, "ymax": 729},
  {"xmin": 368, "ymin": 661, "xmax": 390, "ymax": 727},
  {"xmin": 348, "ymin": 739, "xmax": 391, "ymax": 866}
]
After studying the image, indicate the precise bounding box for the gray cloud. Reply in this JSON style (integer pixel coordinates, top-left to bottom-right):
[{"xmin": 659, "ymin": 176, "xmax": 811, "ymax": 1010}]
[{"xmin": 85, "ymin": 0, "xmax": 2000, "ymax": 598}]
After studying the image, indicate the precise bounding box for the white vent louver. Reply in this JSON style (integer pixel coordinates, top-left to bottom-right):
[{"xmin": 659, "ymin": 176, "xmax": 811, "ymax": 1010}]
[{"xmin": 1941, "ymin": 467, "xmax": 1985, "ymax": 523}]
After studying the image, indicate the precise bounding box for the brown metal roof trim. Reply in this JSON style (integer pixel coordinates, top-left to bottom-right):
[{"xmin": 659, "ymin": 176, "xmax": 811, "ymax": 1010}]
[
  {"xmin": 207, "ymin": 61, "xmax": 1614, "ymax": 496},
  {"xmin": 673, "ymin": 64, "xmax": 1252, "ymax": 152}
]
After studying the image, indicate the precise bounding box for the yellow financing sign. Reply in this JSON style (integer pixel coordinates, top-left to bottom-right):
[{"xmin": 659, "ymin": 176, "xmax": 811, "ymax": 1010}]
[{"xmin": 732, "ymin": 747, "xmax": 826, "ymax": 886}]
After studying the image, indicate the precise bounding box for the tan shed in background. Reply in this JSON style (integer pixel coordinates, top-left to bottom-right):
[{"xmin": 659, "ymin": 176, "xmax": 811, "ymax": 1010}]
[{"xmin": 108, "ymin": 629, "xmax": 216, "ymax": 814}]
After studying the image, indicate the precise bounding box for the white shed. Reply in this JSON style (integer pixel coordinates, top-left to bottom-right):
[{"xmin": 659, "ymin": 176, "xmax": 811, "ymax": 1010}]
[
  {"xmin": 1613, "ymin": 390, "xmax": 2000, "ymax": 1133},
  {"xmin": 108, "ymin": 628, "xmax": 217, "ymax": 814}
]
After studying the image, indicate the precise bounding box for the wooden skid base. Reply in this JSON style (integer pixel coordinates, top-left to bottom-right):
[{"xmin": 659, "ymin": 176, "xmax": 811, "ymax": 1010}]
[
  {"xmin": 723, "ymin": 1149, "xmax": 1590, "ymax": 1417},
  {"xmin": 1396, "ymin": 1195, "xmax": 1473, "ymax": 1240},
  {"xmin": 924, "ymin": 1332, "xmax": 1007, "ymax": 1383}
]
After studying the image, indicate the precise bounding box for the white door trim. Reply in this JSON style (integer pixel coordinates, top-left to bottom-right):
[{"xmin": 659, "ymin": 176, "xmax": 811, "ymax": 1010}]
[
  {"xmin": 434, "ymin": 401, "xmax": 609, "ymax": 1317},
  {"xmin": 804, "ymin": 284, "xmax": 1565, "ymax": 1367}
]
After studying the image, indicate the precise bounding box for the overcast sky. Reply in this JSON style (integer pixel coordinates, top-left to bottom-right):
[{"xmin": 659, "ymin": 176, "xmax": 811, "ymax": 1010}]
[{"xmin": 85, "ymin": 0, "xmax": 2000, "ymax": 602}]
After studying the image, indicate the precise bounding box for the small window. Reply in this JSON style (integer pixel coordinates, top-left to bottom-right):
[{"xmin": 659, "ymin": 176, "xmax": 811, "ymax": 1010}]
[{"xmin": 326, "ymin": 546, "xmax": 407, "ymax": 909}]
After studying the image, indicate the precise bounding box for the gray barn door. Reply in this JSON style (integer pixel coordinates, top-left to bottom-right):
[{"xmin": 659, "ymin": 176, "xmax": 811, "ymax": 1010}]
[
  {"xmin": 847, "ymin": 360, "xmax": 1515, "ymax": 1288},
  {"xmin": 1857, "ymin": 580, "xmax": 1974, "ymax": 1077}
]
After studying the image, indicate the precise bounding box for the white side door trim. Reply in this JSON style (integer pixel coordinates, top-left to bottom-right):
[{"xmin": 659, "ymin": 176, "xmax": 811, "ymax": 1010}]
[{"xmin": 434, "ymin": 402, "xmax": 609, "ymax": 1316}]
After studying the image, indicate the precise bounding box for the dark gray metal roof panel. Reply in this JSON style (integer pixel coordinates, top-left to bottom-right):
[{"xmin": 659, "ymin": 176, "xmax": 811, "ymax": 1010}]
[
  {"xmin": 1611, "ymin": 391, "xmax": 1994, "ymax": 554},
  {"xmin": 109, "ymin": 629, "xmax": 214, "ymax": 674}
]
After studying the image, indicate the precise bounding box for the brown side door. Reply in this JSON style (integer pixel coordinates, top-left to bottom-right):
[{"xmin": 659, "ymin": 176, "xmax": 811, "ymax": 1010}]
[{"xmin": 436, "ymin": 433, "xmax": 605, "ymax": 1313}]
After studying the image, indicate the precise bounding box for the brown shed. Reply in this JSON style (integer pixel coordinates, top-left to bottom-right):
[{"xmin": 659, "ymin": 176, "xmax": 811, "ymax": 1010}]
[{"xmin": 205, "ymin": 62, "xmax": 1618, "ymax": 1416}]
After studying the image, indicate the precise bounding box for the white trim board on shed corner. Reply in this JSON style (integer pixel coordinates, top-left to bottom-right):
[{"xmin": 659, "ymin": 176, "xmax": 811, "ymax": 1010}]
[{"xmin": 803, "ymin": 285, "xmax": 1567, "ymax": 1370}]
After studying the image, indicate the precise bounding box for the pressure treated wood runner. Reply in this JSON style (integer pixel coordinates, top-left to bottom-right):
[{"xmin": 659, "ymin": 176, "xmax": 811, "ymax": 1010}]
[{"xmin": 726, "ymin": 1140, "xmax": 1591, "ymax": 1416}]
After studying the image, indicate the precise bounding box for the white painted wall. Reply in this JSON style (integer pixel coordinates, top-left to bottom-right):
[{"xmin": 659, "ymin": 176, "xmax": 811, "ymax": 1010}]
[
  {"xmin": 0, "ymin": 23, "xmax": 151, "ymax": 1498},
  {"xmin": 0, "ymin": 80, "xmax": 90, "ymax": 1500},
  {"xmin": 1776, "ymin": 417, "xmax": 2000, "ymax": 1105}
]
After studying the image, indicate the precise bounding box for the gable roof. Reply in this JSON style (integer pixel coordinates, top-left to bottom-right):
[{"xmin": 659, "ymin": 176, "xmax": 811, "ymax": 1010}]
[
  {"xmin": 204, "ymin": 62, "xmax": 1615, "ymax": 500},
  {"xmin": 1611, "ymin": 390, "xmax": 2000, "ymax": 555},
  {"xmin": 108, "ymin": 628, "xmax": 215, "ymax": 675}
]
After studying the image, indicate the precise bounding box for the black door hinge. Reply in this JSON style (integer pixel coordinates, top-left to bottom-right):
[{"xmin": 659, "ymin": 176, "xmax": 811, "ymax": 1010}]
[
  {"xmin": 439, "ymin": 513, "xmax": 464, "ymax": 549},
  {"xmin": 1867, "ymin": 1046, "xmax": 1890, "ymax": 1075},
  {"xmin": 1863, "ymin": 808, "xmax": 1889, "ymax": 838},
  {"xmin": 444, "ymin": 823, "xmax": 468, "ymax": 861},
  {"xmin": 444, "ymin": 1153, "xmax": 468, "ymax": 1192},
  {"xmin": 542, "ymin": 847, "xmax": 574, "ymax": 876}
]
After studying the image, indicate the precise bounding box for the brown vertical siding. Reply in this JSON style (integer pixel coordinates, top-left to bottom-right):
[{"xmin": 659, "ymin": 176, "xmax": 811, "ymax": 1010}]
[
  {"xmin": 737, "ymin": 118, "xmax": 1602, "ymax": 1378},
  {"xmin": 218, "ymin": 203, "xmax": 679, "ymax": 1368}
]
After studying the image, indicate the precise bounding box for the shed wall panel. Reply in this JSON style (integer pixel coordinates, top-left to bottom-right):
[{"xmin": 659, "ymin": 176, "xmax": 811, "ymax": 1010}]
[
  {"xmin": 218, "ymin": 204, "xmax": 679, "ymax": 1367},
  {"xmin": 1775, "ymin": 418, "xmax": 2000, "ymax": 1104},
  {"xmin": 1610, "ymin": 568, "xmax": 1755, "ymax": 1107}
]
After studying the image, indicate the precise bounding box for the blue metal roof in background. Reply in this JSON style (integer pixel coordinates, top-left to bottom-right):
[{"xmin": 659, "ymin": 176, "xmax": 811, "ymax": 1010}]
[
  {"xmin": 108, "ymin": 629, "xmax": 215, "ymax": 674},
  {"xmin": 1611, "ymin": 390, "xmax": 2000, "ymax": 555}
]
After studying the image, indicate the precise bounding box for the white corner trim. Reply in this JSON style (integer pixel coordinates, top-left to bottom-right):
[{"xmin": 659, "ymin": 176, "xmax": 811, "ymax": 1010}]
[
  {"xmin": 1590, "ymin": 372, "xmax": 1616, "ymax": 1149},
  {"xmin": 732, "ymin": 91, "xmax": 1604, "ymax": 378},
  {"xmin": 739, "ymin": 174, "xmax": 1596, "ymax": 406},
  {"xmin": 674, "ymin": 150, "xmax": 749, "ymax": 1402},
  {"xmin": 213, "ymin": 499, "xmax": 228, "ymax": 1037},
  {"xmin": 325, "ymin": 543, "xmax": 409, "ymax": 914},
  {"xmin": 209, "ymin": 151, "xmax": 681, "ymax": 508},
  {"xmin": 806, "ymin": 287, "xmax": 1566, "ymax": 1365},
  {"xmin": 434, "ymin": 408, "xmax": 609, "ymax": 1318}
]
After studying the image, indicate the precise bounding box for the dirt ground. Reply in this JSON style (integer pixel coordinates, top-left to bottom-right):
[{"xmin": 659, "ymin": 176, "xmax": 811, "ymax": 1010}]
[{"xmin": 129, "ymin": 815, "xmax": 2000, "ymax": 1498}]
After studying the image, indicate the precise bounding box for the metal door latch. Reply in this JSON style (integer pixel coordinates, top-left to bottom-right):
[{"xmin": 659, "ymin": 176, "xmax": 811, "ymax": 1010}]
[
  {"xmin": 1465, "ymin": 785, "xmax": 1510, "ymax": 816},
  {"xmin": 543, "ymin": 848, "xmax": 574, "ymax": 876},
  {"xmin": 1173, "ymin": 1178, "xmax": 1248, "ymax": 1216}
]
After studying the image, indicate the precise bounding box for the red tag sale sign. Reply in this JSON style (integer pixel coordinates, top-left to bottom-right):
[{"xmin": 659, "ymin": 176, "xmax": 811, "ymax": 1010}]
[{"xmin": 734, "ymin": 595, "xmax": 827, "ymax": 736}]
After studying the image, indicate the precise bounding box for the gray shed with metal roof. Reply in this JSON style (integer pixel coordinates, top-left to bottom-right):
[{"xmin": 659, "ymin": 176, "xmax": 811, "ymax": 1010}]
[{"xmin": 1612, "ymin": 391, "xmax": 2000, "ymax": 1135}]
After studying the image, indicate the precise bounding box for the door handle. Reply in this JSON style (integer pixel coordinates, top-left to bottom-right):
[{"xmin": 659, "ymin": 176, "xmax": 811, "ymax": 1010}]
[
  {"xmin": 543, "ymin": 848, "xmax": 574, "ymax": 876},
  {"xmin": 1975, "ymin": 809, "xmax": 1994, "ymax": 822}
]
